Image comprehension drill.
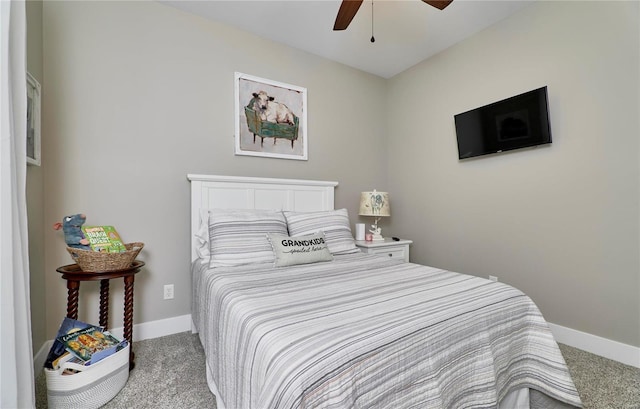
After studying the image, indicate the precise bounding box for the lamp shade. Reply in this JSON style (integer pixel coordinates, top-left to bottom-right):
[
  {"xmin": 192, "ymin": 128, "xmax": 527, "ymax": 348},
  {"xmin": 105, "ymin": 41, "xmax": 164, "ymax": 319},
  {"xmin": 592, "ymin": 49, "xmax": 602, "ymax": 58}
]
[{"xmin": 359, "ymin": 190, "xmax": 390, "ymax": 217}]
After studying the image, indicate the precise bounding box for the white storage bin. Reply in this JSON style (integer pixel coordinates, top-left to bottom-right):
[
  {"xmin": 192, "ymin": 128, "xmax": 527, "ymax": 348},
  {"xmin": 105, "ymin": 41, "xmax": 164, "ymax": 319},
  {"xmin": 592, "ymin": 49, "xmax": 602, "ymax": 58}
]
[{"xmin": 45, "ymin": 343, "xmax": 130, "ymax": 409}]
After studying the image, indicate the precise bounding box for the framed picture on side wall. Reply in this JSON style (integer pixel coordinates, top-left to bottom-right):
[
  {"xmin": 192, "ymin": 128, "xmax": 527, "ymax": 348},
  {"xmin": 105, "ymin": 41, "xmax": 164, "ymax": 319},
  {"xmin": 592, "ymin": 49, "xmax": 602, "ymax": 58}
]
[
  {"xmin": 27, "ymin": 72, "xmax": 41, "ymax": 166},
  {"xmin": 234, "ymin": 72, "xmax": 308, "ymax": 160}
]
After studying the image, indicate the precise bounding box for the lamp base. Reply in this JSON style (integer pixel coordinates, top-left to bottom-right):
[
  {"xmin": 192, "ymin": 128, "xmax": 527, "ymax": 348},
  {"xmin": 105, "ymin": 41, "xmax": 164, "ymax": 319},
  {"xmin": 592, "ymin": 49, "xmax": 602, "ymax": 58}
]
[
  {"xmin": 370, "ymin": 233, "xmax": 385, "ymax": 241},
  {"xmin": 369, "ymin": 223, "xmax": 384, "ymax": 241}
]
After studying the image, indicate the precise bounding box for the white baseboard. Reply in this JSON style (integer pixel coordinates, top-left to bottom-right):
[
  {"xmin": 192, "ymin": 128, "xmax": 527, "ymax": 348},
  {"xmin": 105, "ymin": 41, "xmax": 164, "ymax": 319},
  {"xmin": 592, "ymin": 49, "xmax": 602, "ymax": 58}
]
[
  {"xmin": 106, "ymin": 314, "xmax": 192, "ymax": 342},
  {"xmin": 34, "ymin": 315, "xmax": 639, "ymax": 375},
  {"xmin": 548, "ymin": 323, "xmax": 640, "ymax": 368},
  {"xmin": 34, "ymin": 340, "xmax": 53, "ymax": 374}
]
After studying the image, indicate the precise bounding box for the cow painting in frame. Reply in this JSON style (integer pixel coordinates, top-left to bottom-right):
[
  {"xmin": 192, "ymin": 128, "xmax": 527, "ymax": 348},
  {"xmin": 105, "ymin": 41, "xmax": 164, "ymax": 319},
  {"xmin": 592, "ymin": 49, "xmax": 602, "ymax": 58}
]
[{"xmin": 235, "ymin": 72, "xmax": 308, "ymax": 161}]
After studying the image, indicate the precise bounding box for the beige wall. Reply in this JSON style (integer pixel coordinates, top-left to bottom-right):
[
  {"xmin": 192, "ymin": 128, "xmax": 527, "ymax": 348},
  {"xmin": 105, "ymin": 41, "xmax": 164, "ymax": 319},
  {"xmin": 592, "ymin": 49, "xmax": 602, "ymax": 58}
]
[
  {"xmin": 38, "ymin": 0, "xmax": 639, "ymax": 350},
  {"xmin": 26, "ymin": 0, "xmax": 46, "ymax": 355},
  {"xmin": 41, "ymin": 1, "xmax": 388, "ymax": 336},
  {"xmin": 386, "ymin": 1, "xmax": 639, "ymax": 346}
]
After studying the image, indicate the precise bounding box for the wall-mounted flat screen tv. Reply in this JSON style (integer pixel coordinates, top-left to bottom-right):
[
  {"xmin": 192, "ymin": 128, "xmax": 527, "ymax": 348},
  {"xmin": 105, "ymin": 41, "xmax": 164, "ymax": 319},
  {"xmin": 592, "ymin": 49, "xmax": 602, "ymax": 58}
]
[{"xmin": 454, "ymin": 86, "xmax": 552, "ymax": 160}]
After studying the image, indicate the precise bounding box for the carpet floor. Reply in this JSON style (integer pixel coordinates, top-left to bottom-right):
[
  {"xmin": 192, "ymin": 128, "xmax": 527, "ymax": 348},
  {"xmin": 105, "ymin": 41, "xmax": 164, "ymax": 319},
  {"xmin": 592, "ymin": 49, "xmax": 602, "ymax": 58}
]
[{"xmin": 36, "ymin": 332, "xmax": 639, "ymax": 408}]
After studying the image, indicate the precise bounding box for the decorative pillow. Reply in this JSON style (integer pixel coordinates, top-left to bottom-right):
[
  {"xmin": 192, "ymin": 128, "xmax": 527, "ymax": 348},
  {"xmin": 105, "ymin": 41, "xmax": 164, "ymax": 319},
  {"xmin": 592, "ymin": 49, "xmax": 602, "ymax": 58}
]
[
  {"xmin": 268, "ymin": 232, "xmax": 334, "ymax": 267},
  {"xmin": 208, "ymin": 209, "xmax": 288, "ymax": 268},
  {"xmin": 284, "ymin": 208, "xmax": 360, "ymax": 255}
]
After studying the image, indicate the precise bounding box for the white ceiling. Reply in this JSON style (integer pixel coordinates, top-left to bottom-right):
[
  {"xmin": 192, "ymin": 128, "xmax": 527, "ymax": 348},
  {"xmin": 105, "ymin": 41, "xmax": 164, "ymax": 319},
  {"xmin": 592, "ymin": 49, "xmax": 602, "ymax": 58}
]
[{"xmin": 160, "ymin": 0, "xmax": 534, "ymax": 79}]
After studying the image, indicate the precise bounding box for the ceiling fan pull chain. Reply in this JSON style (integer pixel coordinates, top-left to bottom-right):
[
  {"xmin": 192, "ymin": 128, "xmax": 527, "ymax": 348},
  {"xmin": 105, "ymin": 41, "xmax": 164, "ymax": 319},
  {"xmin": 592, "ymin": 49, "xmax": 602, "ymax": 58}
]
[{"xmin": 370, "ymin": 0, "xmax": 375, "ymax": 43}]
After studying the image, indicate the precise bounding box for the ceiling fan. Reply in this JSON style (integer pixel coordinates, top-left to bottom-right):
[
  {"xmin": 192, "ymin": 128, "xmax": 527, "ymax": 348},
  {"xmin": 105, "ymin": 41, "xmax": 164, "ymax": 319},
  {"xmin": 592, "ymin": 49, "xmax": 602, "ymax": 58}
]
[{"xmin": 333, "ymin": 0, "xmax": 453, "ymax": 31}]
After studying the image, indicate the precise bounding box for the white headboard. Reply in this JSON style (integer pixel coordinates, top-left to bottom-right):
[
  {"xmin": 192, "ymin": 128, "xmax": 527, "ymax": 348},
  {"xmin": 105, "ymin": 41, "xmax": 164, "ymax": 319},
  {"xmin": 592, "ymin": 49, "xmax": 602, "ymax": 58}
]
[{"xmin": 187, "ymin": 174, "xmax": 339, "ymax": 261}]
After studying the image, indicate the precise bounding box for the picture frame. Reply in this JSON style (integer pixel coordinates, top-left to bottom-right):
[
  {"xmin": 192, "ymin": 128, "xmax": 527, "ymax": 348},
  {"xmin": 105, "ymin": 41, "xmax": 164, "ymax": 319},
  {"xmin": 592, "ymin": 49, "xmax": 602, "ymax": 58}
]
[
  {"xmin": 234, "ymin": 72, "xmax": 308, "ymax": 161},
  {"xmin": 27, "ymin": 72, "xmax": 41, "ymax": 166}
]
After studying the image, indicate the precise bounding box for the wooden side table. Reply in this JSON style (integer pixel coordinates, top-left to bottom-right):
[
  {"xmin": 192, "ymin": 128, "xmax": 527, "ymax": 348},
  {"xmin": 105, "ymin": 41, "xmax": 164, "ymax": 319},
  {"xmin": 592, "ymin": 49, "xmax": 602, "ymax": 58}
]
[{"xmin": 56, "ymin": 260, "xmax": 144, "ymax": 370}]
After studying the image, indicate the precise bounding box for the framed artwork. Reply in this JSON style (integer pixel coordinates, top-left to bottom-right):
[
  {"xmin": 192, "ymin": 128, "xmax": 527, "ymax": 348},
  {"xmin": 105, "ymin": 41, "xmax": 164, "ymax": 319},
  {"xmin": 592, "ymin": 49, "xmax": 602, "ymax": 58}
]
[
  {"xmin": 27, "ymin": 72, "xmax": 41, "ymax": 166},
  {"xmin": 234, "ymin": 72, "xmax": 308, "ymax": 160}
]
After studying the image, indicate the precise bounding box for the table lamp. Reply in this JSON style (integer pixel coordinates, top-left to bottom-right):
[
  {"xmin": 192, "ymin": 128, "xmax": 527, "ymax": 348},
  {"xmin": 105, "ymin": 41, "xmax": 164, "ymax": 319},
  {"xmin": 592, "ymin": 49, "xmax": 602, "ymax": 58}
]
[{"xmin": 359, "ymin": 190, "xmax": 390, "ymax": 241}]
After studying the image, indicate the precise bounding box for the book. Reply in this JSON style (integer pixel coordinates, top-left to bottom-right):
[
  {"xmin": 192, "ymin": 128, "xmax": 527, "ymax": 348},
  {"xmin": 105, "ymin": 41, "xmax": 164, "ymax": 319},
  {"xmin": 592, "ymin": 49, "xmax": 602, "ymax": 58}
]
[
  {"xmin": 52, "ymin": 352, "xmax": 86, "ymax": 372},
  {"xmin": 81, "ymin": 225, "xmax": 126, "ymax": 253},
  {"xmin": 57, "ymin": 325, "xmax": 124, "ymax": 365},
  {"xmin": 44, "ymin": 317, "xmax": 93, "ymax": 369}
]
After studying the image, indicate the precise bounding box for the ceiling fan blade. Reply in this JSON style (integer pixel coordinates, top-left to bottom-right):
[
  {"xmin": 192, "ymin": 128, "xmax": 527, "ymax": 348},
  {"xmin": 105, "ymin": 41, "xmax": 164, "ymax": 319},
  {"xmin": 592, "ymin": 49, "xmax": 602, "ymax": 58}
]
[
  {"xmin": 333, "ymin": 0, "xmax": 364, "ymax": 31},
  {"xmin": 422, "ymin": 0, "xmax": 453, "ymax": 10}
]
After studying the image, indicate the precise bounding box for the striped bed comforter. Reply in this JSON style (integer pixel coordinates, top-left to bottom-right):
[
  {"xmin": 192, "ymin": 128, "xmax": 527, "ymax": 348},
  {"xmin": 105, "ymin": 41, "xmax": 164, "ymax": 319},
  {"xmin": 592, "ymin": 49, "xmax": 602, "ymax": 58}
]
[{"xmin": 192, "ymin": 253, "xmax": 582, "ymax": 409}]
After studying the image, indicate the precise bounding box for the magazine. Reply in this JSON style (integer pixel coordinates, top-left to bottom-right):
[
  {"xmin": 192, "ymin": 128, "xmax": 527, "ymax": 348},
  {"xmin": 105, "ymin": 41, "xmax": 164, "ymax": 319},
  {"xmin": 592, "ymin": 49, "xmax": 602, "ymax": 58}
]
[
  {"xmin": 44, "ymin": 317, "xmax": 93, "ymax": 369},
  {"xmin": 57, "ymin": 325, "xmax": 124, "ymax": 365},
  {"xmin": 52, "ymin": 352, "xmax": 87, "ymax": 373},
  {"xmin": 81, "ymin": 225, "xmax": 127, "ymax": 253}
]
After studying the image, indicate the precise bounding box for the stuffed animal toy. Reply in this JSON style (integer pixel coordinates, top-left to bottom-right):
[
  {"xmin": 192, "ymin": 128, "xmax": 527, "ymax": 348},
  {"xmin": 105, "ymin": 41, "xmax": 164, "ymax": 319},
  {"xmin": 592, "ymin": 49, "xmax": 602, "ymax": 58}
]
[{"xmin": 53, "ymin": 214, "xmax": 91, "ymax": 250}]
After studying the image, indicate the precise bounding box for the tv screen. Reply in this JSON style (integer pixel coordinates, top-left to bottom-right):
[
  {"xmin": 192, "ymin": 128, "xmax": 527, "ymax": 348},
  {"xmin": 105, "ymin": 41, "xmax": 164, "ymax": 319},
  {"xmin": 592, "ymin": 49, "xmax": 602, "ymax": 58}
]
[{"xmin": 454, "ymin": 86, "xmax": 552, "ymax": 160}]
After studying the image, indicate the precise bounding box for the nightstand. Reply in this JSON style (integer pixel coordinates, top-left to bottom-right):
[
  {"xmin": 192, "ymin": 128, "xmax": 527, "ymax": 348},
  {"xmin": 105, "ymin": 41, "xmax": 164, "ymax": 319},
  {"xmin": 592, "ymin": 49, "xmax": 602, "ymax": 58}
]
[{"xmin": 354, "ymin": 238, "xmax": 412, "ymax": 262}]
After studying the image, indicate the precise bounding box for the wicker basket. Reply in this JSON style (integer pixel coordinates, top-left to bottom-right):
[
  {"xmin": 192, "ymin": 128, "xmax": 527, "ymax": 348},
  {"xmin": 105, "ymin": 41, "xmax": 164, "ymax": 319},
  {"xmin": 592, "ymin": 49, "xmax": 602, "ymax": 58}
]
[
  {"xmin": 66, "ymin": 242, "xmax": 144, "ymax": 272},
  {"xmin": 45, "ymin": 343, "xmax": 130, "ymax": 409}
]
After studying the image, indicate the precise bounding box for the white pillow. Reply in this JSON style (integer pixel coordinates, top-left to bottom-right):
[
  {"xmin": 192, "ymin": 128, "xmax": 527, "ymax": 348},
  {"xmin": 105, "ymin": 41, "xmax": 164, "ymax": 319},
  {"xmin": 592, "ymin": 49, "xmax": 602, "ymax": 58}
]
[
  {"xmin": 268, "ymin": 232, "xmax": 334, "ymax": 267},
  {"xmin": 208, "ymin": 209, "xmax": 288, "ymax": 268},
  {"xmin": 284, "ymin": 208, "xmax": 360, "ymax": 255},
  {"xmin": 194, "ymin": 209, "xmax": 211, "ymax": 260}
]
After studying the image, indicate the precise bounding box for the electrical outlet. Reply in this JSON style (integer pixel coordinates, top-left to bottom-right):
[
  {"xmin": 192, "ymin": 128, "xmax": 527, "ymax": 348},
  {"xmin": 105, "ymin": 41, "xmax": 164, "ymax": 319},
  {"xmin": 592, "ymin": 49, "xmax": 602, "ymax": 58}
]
[
  {"xmin": 489, "ymin": 275, "xmax": 498, "ymax": 282},
  {"xmin": 163, "ymin": 284, "xmax": 174, "ymax": 300}
]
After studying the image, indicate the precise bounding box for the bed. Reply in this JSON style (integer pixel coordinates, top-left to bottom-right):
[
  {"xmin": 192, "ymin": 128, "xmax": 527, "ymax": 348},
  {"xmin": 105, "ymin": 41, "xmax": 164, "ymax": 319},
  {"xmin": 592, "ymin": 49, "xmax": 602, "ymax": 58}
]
[{"xmin": 187, "ymin": 174, "xmax": 582, "ymax": 409}]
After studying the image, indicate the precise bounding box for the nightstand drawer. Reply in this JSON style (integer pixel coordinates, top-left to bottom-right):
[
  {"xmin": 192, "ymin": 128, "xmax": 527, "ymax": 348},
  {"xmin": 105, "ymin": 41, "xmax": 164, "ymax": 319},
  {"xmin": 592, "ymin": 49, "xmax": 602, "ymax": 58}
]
[
  {"xmin": 354, "ymin": 238, "xmax": 412, "ymax": 263},
  {"xmin": 369, "ymin": 247, "xmax": 406, "ymax": 260}
]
